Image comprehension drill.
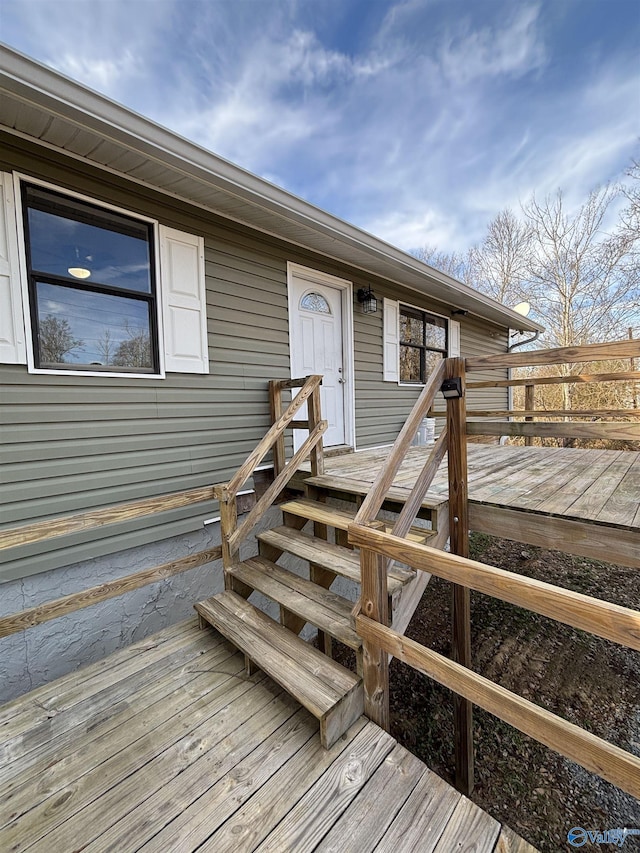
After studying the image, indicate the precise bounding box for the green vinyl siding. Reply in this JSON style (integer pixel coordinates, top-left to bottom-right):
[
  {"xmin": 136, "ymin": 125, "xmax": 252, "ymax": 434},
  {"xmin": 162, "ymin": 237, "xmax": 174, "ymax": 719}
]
[{"xmin": 0, "ymin": 133, "xmax": 508, "ymax": 581}]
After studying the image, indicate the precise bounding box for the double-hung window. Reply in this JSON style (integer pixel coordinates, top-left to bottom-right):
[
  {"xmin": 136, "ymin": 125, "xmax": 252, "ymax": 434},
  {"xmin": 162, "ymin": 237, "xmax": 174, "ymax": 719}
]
[
  {"xmin": 0, "ymin": 171, "xmax": 209, "ymax": 376},
  {"xmin": 22, "ymin": 184, "xmax": 159, "ymax": 373},
  {"xmin": 399, "ymin": 306, "xmax": 447, "ymax": 384}
]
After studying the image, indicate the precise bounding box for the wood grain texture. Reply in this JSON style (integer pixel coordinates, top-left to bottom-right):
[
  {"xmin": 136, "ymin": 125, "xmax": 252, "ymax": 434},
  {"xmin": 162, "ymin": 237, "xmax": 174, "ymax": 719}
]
[
  {"xmin": 466, "ymin": 339, "xmax": 640, "ymax": 371},
  {"xmin": 0, "ymin": 547, "xmax": 222, "ymax": 638},
  {"xmin": 354, "ymin": 359, "xmax": 446, "ymax": 524},
  {"xmin": 348, "ymin": 524, "xmax": 640, "ymax": 650},
  {"xmin": 467, "ymin": 370, "xmax": 640, "ymax": 389},
  {"xmin": 468, "ymin": 503, "xmax": 640, "ymax": 569},
  {"xmin": 226, "ymin": 374, "xmax": 322, "ymax": 497},
  {"xmin": 0, "ymin": 485, "xmax": 215, "ymax": 551},
  {"xmin": 229, "ymin": 418, "xmax": 327, "ymax": 551},
  {"xmin": 467, "ymin": 421, "xmax": 640, "ymax": 440},
  {"xmin": 360, "ymin": 545, "xmax": 390, "ymax": 730},
  {"xmin": 432, "ymin": 795, "xmax": 500, "ymax": 852},
  {"xmin": 356, "ymin": 615, "xmax": 640, "ymax": 799}
]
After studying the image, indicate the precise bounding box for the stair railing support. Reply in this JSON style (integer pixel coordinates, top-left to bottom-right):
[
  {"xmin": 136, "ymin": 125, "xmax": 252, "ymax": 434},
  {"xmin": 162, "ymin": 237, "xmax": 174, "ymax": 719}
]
[
  {"xmin": 360, "ymin": 520, "xmax": 390, "ymax": 730},
  {"xmin": 444, "ymin": 356, "xmax": 474, "ymax": 796}
]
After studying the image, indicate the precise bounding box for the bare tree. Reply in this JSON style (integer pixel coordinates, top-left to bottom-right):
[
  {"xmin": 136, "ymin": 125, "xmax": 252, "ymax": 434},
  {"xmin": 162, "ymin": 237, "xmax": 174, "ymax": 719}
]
[
  {"xmin": 523, "ymin": 186, "xmax": 639, "ymax": 347},
  {"xmin": 38, "ymin": 316, "xmax": 83, "ymax": 363},
  {"xmin": 112, "ymin": 322, "xmax": 151, "ymax": 369},
  {"xmin": 468, "ymin": 209, "xmax": 533, "ymax": 306},
  {"xmin": 96, "ymin": 329, "xmax": 114, "ymax": 366},
  {"xmin": 414, "ymin": 245, "xmax": 471, "ymax": 284}
]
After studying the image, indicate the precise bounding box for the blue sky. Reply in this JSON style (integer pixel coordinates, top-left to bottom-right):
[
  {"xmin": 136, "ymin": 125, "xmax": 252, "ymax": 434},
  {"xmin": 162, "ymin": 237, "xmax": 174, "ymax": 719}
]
[{"xmin": 1, "ymin": 0, "xmax": 639, "ymax": 253}]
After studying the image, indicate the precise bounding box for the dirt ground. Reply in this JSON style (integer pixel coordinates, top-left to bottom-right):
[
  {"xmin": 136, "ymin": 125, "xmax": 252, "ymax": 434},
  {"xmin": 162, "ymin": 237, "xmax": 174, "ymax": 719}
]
[{"xmin": 335, "ymin": 535, "xmax": 640, "ymax": 852}]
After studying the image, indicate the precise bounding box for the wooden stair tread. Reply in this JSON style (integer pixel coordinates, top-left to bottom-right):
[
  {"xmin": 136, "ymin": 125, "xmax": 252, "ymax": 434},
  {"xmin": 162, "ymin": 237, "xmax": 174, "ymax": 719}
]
[
  {"xmin": 304, "ymin": 474, "xmax": 447, "ymax": 510},
  {"xmin": 258, "ymin": 526, "xmax": 413, "ymax": 593},
  {"xmin": 280, "ymin": 498, "xmax": 437, "ymax": 545},
  {"xmin": 195, "ymin": 591, "xmax": 363, "ymax": 748},
  {"xmin": 230, "ymin": 556, "xmax": 361, "ymax": 650}
]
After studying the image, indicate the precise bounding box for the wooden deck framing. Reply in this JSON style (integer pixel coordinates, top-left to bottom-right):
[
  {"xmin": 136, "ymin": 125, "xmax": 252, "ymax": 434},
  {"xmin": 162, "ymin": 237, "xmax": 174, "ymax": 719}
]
[
  {"xmin": 300, "ymin": 443, "xmax": 640, "ymax": 569},
  {"xmin": 0, "ymin": 618, "xmax": 535, "ymax": 852}
]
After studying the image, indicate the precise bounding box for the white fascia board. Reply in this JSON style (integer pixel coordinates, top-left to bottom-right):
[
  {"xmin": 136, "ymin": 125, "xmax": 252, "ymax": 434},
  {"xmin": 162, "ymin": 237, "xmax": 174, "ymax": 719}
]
[{"xmin": 0, "ymin": 45, "xmax": 543, "ymax": 335}]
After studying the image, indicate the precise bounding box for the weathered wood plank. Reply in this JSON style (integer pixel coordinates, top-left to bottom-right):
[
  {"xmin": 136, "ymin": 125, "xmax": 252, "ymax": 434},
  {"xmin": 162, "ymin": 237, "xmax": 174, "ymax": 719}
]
[
  {"xmin": 356, "ymin": 616, "xmax": 640, "ymax": 798},
  {"xmin": 466, "ymin": 340, "xmax": 640, "ymax": 371},
  {"xmin": 0, "ymin": 547, "xmax": 222, "ymax": 639},
  {"xmin": 348, "ymin": 524, "xmax": 640, "ymax": 650},
  {"xmin": 315, "ymin": 745, "xmax": 426, "ymax": 853},
  {"xmin": 0, "ymin": 486, "xmax": 215, "ymax": 551},
  {"xmin": 374, "ymin": 764, "xmax": 460, "ymax": 853},
  {"xmin": 254, "ymin": 723, "xmax": 396, "ymax": 852},
  {"xmin": 230, "ymin": 557, "xmax": 361, "ymax": 649},
  {"xmin": 0, "ymin": 620, "xmax": 200, "ymax": 734},
  {"xmin": 197, "ymin": 718, "xmax": 368, "ymax": 852},
  {"xmin": 229, "ymin": 418, "xmax": 327, "ymax": 550},
  {"xmin": 75, "ymin": 698, "xmax": 308, "ymax": 853},
  {"xmin": 432, "ymin": 795, "xmax": 500, "ymax": 851},
  {"xmin": 467, "ymin": 421, "xmax": 640, "ymax": 440},
  {"xmin": 495, "ymin": 825, "xmax": 540, "ymax": 852},
  {"xmin": 226, "ymin": 374, "xmax": 321, "ymax": 497},
  {"xmin": 0, "ymin": 657, "xmax": 258, "ymax": 850},
  {"xmin": 355, "ymin": 360, "xmax": 446, "ymax": 524},
  {"xmin": 467, "ymin": 370, "xmax": 640, "ymax": 389},
  {"xmin": 360, "ymin": 544, "xmax": 390, "ymax": 730},
  {"xmin": 468, "ymin": 503, "xmax": 640, "ymax": 569},
  {"xmin": 0, "ymin": 636, "xmax": 235, "ymax": 788}
]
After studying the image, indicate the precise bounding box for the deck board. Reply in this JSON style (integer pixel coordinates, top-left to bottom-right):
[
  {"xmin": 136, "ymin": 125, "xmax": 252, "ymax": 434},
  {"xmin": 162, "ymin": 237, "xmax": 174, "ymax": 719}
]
[
  {"xmin": 0, "ymin": 619, "xmax": 536, "ymax": 852},
  {"xmin": 301, "ymin": 444, "xmax": 640, "ymax": 567}
]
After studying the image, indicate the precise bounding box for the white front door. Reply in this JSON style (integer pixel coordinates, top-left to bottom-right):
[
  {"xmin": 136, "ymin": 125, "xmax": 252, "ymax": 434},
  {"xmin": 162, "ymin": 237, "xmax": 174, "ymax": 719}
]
[{"xmin": 289, "ymin": 267, "xmax": 351, "ymax": 449}]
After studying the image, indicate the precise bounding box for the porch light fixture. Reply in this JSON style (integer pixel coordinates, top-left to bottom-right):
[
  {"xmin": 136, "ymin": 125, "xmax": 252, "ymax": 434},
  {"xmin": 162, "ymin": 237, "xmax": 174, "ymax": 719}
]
[
  {"xmin": 68, "ymin": 267, "xmax": 91, "ymax": 279},
  {"xmin": 357, "ymin": 286, "xmax": 377, "ymax": 314},
  {"xmin": 441, "ymin": 377, "xmax": 463, "ymax": 399}
]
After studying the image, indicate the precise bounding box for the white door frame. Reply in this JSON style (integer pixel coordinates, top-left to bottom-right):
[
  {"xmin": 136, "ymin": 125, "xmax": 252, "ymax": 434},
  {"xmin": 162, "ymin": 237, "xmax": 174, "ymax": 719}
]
[{"xmin": 287, "ymin": 262, "xmax": 356, "ymax": 449}]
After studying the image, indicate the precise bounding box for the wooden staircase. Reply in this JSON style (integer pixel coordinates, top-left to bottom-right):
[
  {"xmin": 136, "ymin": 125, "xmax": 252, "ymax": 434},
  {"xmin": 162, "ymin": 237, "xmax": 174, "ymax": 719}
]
[
  {"xmin": 195, "ymin": 373, "xmax": 448, "ymax": 749},
  {"xmin": 195, "ymin": 494, "xmax": 435, "ymax": 748}
]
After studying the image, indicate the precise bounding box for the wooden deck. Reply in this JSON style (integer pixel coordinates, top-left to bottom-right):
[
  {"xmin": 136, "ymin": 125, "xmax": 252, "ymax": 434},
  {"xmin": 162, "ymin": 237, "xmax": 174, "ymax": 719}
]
[
  {"xmin": 301, "ymin": 444, "xmax": 640, "ymax": 568},
  {"xmin": 0, "ymin": 618, "xmax": 535, "ymax": 852}
]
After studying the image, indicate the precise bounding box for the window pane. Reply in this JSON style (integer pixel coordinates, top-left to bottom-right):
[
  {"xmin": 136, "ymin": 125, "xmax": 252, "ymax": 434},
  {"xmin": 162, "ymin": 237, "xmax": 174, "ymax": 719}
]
[
  {"xmin": 400, "ymin": 309, "xmax": 424, "ymax": 345},
  {"xmin": 400, "ymin": 345, "xmax": 422, "ymax": 382},
  {"xmin": 424, "ymin": 349, "xmax": 444, "ymax": 376},
  {"xmin": 424, "ymin": 315, "xmax": 447, "ymax": 350},
  {"xmin": 26, "ymin": 187, "xmax": 152, "ymax": 294},
  {"xmin": 36, "ymin": 282, "xmax": 153, "ymax": 371}
]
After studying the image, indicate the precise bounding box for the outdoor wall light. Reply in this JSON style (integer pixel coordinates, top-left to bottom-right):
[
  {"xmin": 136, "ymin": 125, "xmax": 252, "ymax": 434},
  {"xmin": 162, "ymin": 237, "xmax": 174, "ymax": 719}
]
[
  {"xmin": 441, "ymin": 377, "xmax": 463, "ymax": 399},
  {"xmin": 357, "ymin": 286, "xmax": 378, "ymax": 314},
  {"xmin": 451, "ymin": 308, "xmax": 468, "ymax": 316}
]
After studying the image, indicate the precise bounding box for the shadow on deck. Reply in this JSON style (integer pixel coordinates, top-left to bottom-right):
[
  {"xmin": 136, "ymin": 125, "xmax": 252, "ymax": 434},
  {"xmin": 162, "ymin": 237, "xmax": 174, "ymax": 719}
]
[{"xmin": 0, "ymin": 618, "xmax": 535, "ymax": 852}]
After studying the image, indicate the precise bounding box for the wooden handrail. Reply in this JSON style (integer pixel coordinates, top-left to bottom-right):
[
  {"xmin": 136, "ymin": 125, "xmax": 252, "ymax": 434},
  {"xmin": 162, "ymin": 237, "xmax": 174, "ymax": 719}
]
[
  {"xmin": 467, "ymin": 370, "xmax": 640, "ymax": 389},
  {"xmin": 356, "ymin": 615, "xmax": 640, "ymax": 799},
  {"xmin": 0, "ymin": 485, "xmax": 215, "ymax": 552},
  {"xmin": 466, "ymin": 339, "xmax": 640, "ymax": 371},
  {"xmin": 227, "ymin": 374, "xmax": 322, "ymax": 498},
  {"xmin": 348, "ymin": 524, "xmax": 640, "ymax": 651},
  {"xmin": 228, "ymin": 419, "xmax": 327, "ymax": 551},
  {"xmin": 432, "ymin": 408, "xmax": 640, "ymax": 419},
  {"xmin": 466, "ymin": 421, "xmax": 640, "ymax": 441},
  {"xmin": 355, "ymin": 359, "xmax": 446, "ymax": 525},
  {"xmin": 391, "ymin": 429, "xmax": 448, "ymax": 539},
  {"xmin": 0, "ymin": 546, "xmax": 222, "ymax": 638}
]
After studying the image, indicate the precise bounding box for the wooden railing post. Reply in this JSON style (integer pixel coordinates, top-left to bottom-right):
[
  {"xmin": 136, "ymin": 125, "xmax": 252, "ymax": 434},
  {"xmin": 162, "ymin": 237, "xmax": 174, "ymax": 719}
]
[
  {"xmin": 269, "ymin": 380, "xmax": 286, "ymax": 477},
  {"xmin": 307, "ymin": 383, "xmax": 325, "ymax": 476},
  {"xmin": 524, "ymin": 383, "xmax": 535, "ymax": 446},
  {"xmin": 360, "ymin": 527, "xmax": 389, "ymax": 730},
  {"xmin": 444, "ymin": 356, "xmax": 474, "ymax": 796},
  {"xmin": 213, "ymin": 484, "xmax": 239, "ymax": 582}
]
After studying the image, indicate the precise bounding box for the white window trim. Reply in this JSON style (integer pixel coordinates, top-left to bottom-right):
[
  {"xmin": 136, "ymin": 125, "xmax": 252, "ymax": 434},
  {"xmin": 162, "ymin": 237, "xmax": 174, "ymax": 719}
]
[
  {"xmin": 12, "ymin": 172, "xmax": 167, "ymax": 379},
  {"xmin": 394, "ymin": 299, "xmax": 457, "ymax": 387}
]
